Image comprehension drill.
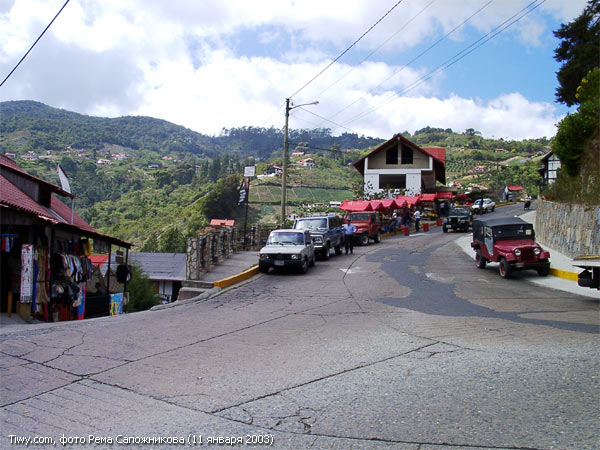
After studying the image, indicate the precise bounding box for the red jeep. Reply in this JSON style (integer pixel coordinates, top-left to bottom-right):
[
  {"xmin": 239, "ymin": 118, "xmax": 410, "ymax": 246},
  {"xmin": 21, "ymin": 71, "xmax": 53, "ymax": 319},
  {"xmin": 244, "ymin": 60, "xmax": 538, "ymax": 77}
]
[
  {"xmin": 343, "ymin": 211, "xmax": 384, "ymax": 245},
  {"xmin": 471, "ymin": 217, "xmax": 550, "ymax": 279}
]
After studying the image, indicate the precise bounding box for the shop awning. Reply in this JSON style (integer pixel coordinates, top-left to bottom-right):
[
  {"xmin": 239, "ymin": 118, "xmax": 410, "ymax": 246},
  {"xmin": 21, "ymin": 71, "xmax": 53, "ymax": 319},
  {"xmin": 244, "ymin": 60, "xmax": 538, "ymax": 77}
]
[
  {"xmin": 436, "ymin": 192, "xmax": 453, "ymax": 200},
  {"xmin": 339, "ymin": 200, "xmax": 373, "ymax": 212},
  {"xmin": 419, "ymin": 193, "xmax": 437, "ymax": 202}
]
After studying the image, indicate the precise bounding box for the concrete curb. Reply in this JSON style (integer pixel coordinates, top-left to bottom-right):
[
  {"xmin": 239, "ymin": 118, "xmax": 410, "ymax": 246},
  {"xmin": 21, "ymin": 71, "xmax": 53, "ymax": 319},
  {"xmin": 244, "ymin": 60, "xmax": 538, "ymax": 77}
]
[
  {"xmin": 150, "ymin": 287, "xmax": 222, "ymax": 311},
  {"xmin": 213, "ymin": 265, "xmax": 260, "ymax": 289},
  {"xmin": 549, "ymin": 267, "xmax": 579, "ymax": 281}
]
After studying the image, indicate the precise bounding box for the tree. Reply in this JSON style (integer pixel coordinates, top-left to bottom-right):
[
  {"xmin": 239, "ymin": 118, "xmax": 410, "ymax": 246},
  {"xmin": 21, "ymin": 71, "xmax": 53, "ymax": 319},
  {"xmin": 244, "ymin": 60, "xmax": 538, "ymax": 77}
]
[
  {"xmin": 199, "ymin": 174, "xmax": 242, "ymax": 220},
  {"xmin": 141, "ymin": 232, "xmax": 159, "ymax": 252},
  {"xmin": 125, "ymin": 264, "xmax": 160, "ymax": 313},
  {"xmin": 553, "ymin": 0, "xmax": 600, "ymax": 106},
  {"xmin": 158, "ymin": 227, "xmax": 186, "ymax": 253}
]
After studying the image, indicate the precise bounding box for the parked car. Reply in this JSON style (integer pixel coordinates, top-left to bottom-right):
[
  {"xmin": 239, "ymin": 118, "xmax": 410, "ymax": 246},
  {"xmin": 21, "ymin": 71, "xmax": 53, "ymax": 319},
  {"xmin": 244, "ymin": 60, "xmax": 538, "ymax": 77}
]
[
  {"xmin": 343, "ymin": 211, "xmax": 384, "ymax": 245},
  {"xmin": 442, "ymin": 206, "xmax": 473, "ymax": 232},
  {"xmin": 472, "ymin": 198, "xmax": 496, "ymax": 214},
  {"xmin": 470, "ymin": 217, "xmax": 550, "ymax": 278},
  {"xmin": 258, "ymin": 229, "xmax": 315, "ymax": 274},
  {"xmin": 572, "ymin": 256, "xmax": 600, "ymax": 290},
  {"xmin": 293, "ymin": 214, "xmax": 344, "ymax": 259}
]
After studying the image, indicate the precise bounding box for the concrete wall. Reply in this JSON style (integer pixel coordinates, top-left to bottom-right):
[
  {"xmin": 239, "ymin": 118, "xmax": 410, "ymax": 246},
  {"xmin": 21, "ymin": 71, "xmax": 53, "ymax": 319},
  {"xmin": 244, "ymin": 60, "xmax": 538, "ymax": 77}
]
[{"xmin": 535, "ymin": 200, "xmax": 600, "ymax": 258}]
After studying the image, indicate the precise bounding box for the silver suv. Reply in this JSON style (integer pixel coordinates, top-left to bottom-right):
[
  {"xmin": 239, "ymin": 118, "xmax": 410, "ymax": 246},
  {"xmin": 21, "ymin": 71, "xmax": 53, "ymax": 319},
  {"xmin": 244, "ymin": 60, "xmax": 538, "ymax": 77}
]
[{"xmin": 258, "ymin": 230, "xmax": 315, "ymax": 274}]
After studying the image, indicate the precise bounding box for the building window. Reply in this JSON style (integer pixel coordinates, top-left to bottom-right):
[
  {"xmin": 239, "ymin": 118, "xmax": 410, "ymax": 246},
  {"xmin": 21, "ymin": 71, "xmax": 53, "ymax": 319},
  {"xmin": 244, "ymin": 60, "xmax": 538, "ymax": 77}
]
[
  {"xmin": 401, "ymin": 145, "xmax": 413, "ymax": 164},
  {"xmin": 386, "ymin": 147, "xmax": 398, "ymax": 164}
]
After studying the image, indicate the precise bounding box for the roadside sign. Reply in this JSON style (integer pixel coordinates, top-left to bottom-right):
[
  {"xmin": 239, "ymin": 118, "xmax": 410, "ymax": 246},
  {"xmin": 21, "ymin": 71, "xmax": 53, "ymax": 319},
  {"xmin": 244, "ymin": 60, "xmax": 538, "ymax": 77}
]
[{"xmin": 244, "ymin": 166, "xmax": 256, "ymax": 177}]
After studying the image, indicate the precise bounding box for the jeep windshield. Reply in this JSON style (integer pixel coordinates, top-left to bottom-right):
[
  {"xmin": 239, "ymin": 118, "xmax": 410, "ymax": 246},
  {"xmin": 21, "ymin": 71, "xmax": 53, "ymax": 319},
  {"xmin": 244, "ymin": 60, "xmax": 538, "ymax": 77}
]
[
  {"xmin": 492, "ymin": 224, "xmax": 534, "ymax": 241},
  {"xmin": 295, "ymin": 218, "xmax": 327, "ymax": 230},
  {"xmin": 268, "ymin": 232, "xmax": 305, "ymax": 245},
  {"xmin": 346, "ymin": 213, "xmax": 371, "ymax": 221},
  {"xmin": 450, "ymin": 208, "xmax": 470, "ymax": 217}
]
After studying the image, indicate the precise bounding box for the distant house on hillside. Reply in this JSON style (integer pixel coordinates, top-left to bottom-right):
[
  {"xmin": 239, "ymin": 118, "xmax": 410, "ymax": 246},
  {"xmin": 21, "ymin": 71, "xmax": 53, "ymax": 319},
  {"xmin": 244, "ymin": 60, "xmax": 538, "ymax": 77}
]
[
  {"xmin": 297, "ymin": 158, "xmax": 316, "ymax": 168},
  {"xmin": 504, "ymin": 185, "xmax": 524, "ymax": 200},
  {"xmin": 352, "ymin": 135, "xmax": 446, "ymax": 197},
  {"xmin": 97, "ymin": 159, "xmax": 112, "ymax": 165},
  {"xmin": 263, "ymin": 165, "xmax": 283, "ymax": 176}
]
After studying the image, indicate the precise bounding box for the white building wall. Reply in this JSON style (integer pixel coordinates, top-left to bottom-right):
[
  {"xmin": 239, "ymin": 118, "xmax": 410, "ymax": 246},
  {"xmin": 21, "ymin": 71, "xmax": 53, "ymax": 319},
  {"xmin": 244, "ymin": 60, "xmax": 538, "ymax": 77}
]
[{"xmin": 405, "ymin": 173, "xmax": 421, "ymax": 196}]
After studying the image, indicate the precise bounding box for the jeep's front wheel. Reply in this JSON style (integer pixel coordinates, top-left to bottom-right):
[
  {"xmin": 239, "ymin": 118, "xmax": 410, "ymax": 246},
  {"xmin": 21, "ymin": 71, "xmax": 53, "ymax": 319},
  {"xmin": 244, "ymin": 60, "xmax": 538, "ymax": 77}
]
[
  {"xmin": 475, "ymin": 250, "xmax": 486, "ymax": 269},
  {"xmin": 537, "ymin": 265, "xmax": 550, "ymax": 276},
  {"xmin": 359, "ymin": 233, "xmax": 369, "ymax": 246},
  {"xmin": 334, "ymin": 244, "xmax": 342, "ymax": 255},
  {"xmin": 499, "ymin": 257, "xmax": 512, "ymax": 279},
  {"xmin": 374, "ymin": 231, "xmax": 381, "ymax": 243},
  {"xmin": 442, "ymin": 224, "xmax": 448, "ymax": 233}
]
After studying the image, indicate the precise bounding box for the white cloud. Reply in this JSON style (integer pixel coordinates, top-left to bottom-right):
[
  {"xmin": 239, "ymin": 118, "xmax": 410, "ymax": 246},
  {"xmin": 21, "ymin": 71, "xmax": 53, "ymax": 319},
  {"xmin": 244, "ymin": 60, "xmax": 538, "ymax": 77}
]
[{"xmin": 0, "ymin": 0, "xmax": 581, "ymax": 140}]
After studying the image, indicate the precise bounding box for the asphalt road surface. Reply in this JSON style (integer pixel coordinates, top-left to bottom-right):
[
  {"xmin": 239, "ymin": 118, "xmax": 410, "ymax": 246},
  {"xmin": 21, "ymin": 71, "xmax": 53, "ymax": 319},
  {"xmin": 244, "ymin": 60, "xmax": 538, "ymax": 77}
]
[{"xmin": 1, "ymin": 205, "xmax": 598, "ymax": 449}]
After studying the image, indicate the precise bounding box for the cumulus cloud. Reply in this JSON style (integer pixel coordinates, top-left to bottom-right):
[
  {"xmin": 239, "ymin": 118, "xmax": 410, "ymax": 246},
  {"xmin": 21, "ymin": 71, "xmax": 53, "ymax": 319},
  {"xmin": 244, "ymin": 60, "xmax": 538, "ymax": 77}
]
[{"xmin": 0, "ymin": 0, "xmax": 584, "ymax": 140}]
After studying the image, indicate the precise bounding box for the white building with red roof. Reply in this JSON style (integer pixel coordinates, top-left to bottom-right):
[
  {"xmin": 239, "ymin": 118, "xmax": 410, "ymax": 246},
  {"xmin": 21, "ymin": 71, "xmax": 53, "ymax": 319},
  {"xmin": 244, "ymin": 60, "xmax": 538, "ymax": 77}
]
[{"xmin": 352, "ymin": 135, "xmax": 446, "ymax": 197}]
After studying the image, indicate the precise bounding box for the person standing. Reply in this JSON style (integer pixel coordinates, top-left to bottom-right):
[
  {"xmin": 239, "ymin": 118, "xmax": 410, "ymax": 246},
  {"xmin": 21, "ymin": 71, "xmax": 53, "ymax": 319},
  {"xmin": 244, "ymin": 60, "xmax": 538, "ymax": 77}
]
[
  {"xmin": 343, "ymin": 220, "xmax": 357, "ymax": 254},
  {"xmin": 414, "ymin": 208, "xmax": 421, "ymax": 233}
]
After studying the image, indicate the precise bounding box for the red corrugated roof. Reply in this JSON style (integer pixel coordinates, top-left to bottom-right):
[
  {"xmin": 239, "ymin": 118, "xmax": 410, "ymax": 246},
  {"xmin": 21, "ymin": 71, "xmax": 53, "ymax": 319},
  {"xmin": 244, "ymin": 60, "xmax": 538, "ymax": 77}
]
[
  {"xmin": 507, "ymin": 185, "xmax": 523, "ymax": 191},
  {"xmin": 422, "ymin": 147, "xmax": 446, "ymax": 164},
  {"xmin": 210, "ymin": 219, "xmax": 235, "ymax": 227},
  {"xmin": 0, "ymin": 154, "xmax": 73, "ymax": 198},
  {"xmin": 419, "ymin": 193, "xmax": 437, "ymax": 202}
]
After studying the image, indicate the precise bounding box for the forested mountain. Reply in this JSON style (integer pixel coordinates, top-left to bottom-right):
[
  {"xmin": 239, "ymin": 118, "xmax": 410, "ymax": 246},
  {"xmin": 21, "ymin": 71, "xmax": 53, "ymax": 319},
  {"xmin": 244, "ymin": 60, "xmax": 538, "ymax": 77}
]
[
  {"xmin": 0, "ymin": 101, "xmax": 384, "ymax": 159},
  {"xmin": 1, "ymin": 100, "xmax": 552, "ymax": 250}
]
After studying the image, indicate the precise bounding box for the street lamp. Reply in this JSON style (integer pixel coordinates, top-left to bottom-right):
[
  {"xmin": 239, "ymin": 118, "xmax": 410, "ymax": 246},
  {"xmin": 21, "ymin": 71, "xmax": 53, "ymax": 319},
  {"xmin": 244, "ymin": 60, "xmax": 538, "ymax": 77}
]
[{"xmin": 281, "ymin": 98, "xmax": 319, "ymax": 225}]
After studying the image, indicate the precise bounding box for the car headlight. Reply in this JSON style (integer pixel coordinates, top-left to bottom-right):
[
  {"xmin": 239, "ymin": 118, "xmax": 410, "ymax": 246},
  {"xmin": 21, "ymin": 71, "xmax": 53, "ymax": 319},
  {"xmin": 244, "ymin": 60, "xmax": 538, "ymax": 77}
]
[
  {"xmin": 534, "ymin": 247, "xmax": 541, "ymax": 255},
  {"xmin": 514, "ymin": 249, "xmax": 521, "ymax": 257},
  {"xmin": 291, "ymin": 254, "xmax": 300, "ymax": 260}
]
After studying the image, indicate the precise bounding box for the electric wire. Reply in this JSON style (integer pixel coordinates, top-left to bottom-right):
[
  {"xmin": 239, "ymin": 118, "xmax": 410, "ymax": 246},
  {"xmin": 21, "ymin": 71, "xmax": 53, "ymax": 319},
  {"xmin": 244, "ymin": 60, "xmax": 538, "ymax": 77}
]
[
  {"xmin": 329, "ymin": 0, "xmax": 494, "ymax": 122},
  {"xmin": 288, "ymin": 0, "xmax": 406, "ymax": 100},
  {"xmin": 338, "ymin": 0, "xmax": 547, "ymax": 129},
  {"xmin": 0, "ymin": 0, "xmax": 71, "ymax": 89},
  {"xmin": 311, "ymin": 0, "xmax": 438, "ymax": 101}
]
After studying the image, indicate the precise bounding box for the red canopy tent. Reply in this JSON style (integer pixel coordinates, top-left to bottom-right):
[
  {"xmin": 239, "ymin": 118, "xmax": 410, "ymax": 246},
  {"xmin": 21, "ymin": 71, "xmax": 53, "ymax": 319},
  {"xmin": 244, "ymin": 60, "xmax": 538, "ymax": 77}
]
[
  {"xmin": 369, "ymin": 200, "xmax": 389, "ymax": 212},
  {"xmin": 380, "ymin": 198, "xmax": 400, "ymax": 210},
  {"xmin": 396, "ymin": 195, "xmax": 421, "ymax": 207},
  {"xmin": 339, "ymin": 200, "xmax": 373, "ymax": 212}
]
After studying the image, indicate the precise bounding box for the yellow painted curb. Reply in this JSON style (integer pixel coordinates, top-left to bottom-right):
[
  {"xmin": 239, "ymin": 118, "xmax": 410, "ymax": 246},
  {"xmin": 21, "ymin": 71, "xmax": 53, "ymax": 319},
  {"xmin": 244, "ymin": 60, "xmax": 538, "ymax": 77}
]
[
  {"xmin": 213, "ymin": 265, "xmax": 260, "ymax": 289},
  {"xmin": 549, "ymin": 267, "xmax": 579, "ymax": 281}
]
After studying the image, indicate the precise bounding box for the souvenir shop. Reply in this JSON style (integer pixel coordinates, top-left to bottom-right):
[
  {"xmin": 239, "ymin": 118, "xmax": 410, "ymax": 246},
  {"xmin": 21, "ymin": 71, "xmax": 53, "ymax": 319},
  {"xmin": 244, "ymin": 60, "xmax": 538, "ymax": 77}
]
[{"xmin": 1, "ymin": 222, "xmax": 131, "ymax": 323}]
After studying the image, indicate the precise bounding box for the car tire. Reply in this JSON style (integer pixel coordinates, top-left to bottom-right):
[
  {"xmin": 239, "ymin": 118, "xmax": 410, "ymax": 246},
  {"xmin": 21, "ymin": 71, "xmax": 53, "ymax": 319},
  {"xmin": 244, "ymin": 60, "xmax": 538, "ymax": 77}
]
[
  {"xmin": 322, "ymin": 243, "xmax": 330, "ymax": 260},
  {"xmin": 442, "ymin": 225, "xmax": 448, "ymax": 233},
  {"xmin": 475, "ymin": 250, "xmax": 486, "ymax": 269},
  {"xmin": 499, "ymin": 257, "xmax": 512, "ymax": 279},
  {"xmin": 259, "ymin": 263, "xmax": 269, "ymax": 274},
  {"xmin": 359, "ymin": 233, "xmax": 369, "ymax": 246},
  {"xmin": 309, "ymin": 254, "xmax": 315, "ymax": 267},
  {"xmin": 374, "ymin": 231, "xmax": 381, "ymax": 243},
  {"xmin": 335, "ymin": 244, "xmax": 342, "ymax": 255},
  {"xmin": 537, "ymin": 265, "xmax": 550, "ymax": 276},
  {"xmin": 299, "ymin": 257, "xmax": 309, "ymax": 274},
  {"xmin": 492, "ymin": 207, "xmax": 495, "ymax": 212}
]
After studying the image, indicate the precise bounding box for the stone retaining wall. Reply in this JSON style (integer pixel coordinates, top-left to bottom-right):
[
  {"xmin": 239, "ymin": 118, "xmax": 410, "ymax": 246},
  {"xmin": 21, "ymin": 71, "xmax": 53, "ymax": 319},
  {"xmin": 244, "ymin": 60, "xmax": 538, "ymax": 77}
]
[
  {"xmin": 186, "ymin": 225, "xmax": 262, "ymax": 281},
  {"xmin": 535, "ymin": 200, "xmax": 600, "ymax": 258}
]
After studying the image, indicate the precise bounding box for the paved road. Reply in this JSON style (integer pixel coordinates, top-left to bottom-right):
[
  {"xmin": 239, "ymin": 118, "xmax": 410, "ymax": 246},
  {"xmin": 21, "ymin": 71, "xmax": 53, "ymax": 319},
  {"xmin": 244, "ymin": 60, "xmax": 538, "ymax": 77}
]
[{"xmin": 1, "ymin": 205, "xmax": 598, "ymax": 449}]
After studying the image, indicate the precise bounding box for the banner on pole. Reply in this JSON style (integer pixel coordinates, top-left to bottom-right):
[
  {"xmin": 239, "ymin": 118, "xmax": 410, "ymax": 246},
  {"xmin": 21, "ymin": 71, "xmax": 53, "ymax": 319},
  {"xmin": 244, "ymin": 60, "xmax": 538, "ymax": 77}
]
[
  {"xmin": 238, "ymin": 178, "xmax": 249, "ymax": 205},
  {"xmin": 56, "ymin": 164, "xmax": 71, "ymax": 194}
]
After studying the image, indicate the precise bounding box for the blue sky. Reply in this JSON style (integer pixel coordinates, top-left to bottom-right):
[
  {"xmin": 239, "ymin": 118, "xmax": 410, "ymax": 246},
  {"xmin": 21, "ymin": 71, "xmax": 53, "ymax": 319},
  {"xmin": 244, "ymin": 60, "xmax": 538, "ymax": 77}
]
[{"xmin": 0, "ymin": 0, "xmax": 588, "ymax": 140}]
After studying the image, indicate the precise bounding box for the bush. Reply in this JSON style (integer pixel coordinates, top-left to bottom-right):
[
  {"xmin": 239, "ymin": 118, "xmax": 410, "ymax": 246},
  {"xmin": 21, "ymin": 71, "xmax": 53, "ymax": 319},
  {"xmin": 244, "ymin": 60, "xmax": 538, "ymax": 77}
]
[{"xmin": 125, "ymin": 264, "xmax": 160, "ymax": 313}]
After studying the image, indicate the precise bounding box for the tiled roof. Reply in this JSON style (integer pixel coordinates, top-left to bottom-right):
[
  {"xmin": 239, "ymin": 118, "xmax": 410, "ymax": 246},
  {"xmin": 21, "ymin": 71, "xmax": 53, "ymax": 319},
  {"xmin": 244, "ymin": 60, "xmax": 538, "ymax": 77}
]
[
  {"xmin": 0, "ymin": 154, "xmax": 73, "ymax": 198},
  {"xmin": 422, "ymin": 147, "xmax": 446, "ymax": 164}
]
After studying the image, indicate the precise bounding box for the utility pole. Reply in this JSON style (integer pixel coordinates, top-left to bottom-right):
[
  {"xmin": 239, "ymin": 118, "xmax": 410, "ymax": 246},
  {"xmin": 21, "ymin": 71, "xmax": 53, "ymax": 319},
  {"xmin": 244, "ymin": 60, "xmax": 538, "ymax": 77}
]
[
  {"xmin": 281, "ymin": 98, "xmax": 290, "ymax": 226},
  {"xmin": 280, "ymin": 98, "xmax": 319, "ymax": 227}
]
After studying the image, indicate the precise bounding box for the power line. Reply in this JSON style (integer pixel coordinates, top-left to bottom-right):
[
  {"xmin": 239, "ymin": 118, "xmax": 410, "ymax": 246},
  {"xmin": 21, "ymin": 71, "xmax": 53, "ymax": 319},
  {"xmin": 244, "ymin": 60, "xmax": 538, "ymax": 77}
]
[
  {"xmin": 329, "ymin": 0, "xmax": 494, "ymax": 122},
  {"xmin": 0, "ymin": 0, "xmax": 71, "ymax": 89},
  {"xmin": 339, "ymin": 0, "xmax": 547, "ymax": 128},
  {"xmin": 312, "ymin": 0, "xmax": 438, "ymax": 101},
  {"xmin": 288, "ymin": 0, "xmax": 406, "ymax": 100}
]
